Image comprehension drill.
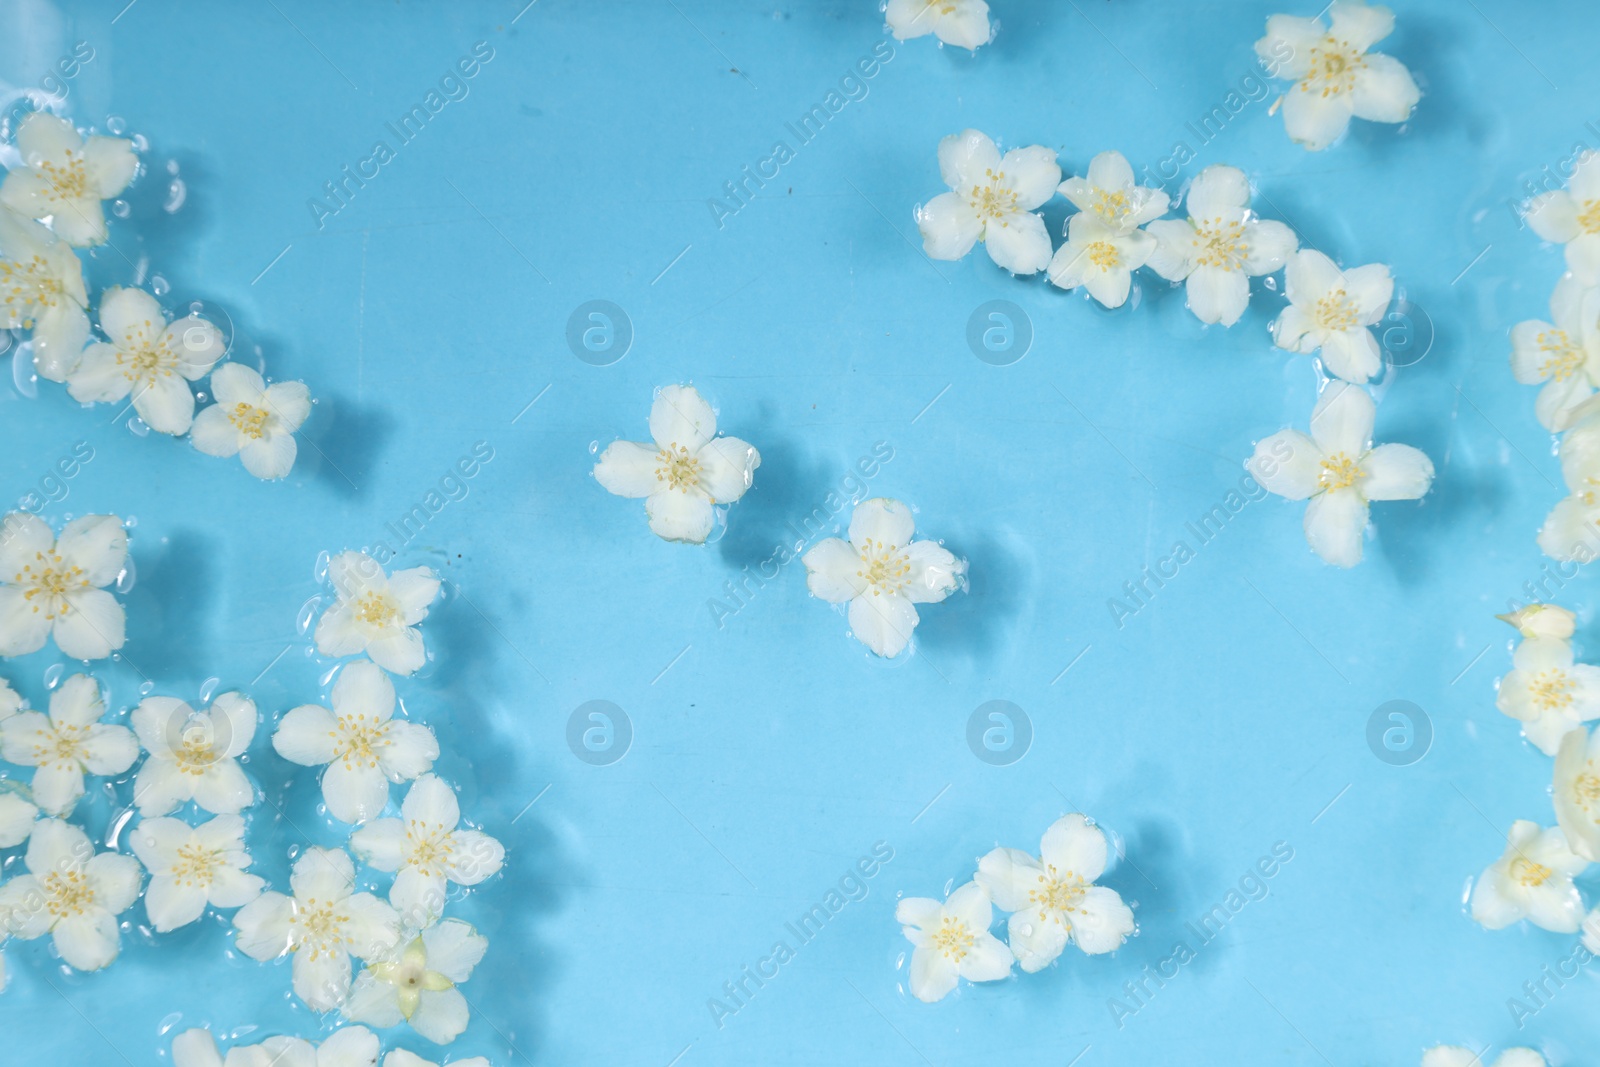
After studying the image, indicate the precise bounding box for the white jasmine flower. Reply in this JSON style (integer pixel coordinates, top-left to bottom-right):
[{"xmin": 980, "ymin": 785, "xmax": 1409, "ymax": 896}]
[
  {"xmin": 974, "ymin": 814, "xmax": 1134, "ymax": 970},
  {"xmin": 0, "ymin": 817, "xmax": 141, "ymax": 971},
  {"xmin": 1495, "ymin": 637, "xmax": 1600, "ymax": 755},
  {"xmin": 1248, "ymin": 381, "xmax": 1433, "ymax": 567},
  {"xmin": 1526, "ymin": 152, "xmax": 1600, "ymax": 283},
  {"xmin": 0, "ymin": 672, "xmax": 136, "ymax": 815},
  {"xmin": 349, "ymin": 774, "xmax": 504, "ymax": 926},
  {"xmin": 315, "ymin": 551, "xmax": 441, "ymax": 677},
  {"xmin": 190, "ymin": 363, "xmax": 312, "ymax": 480},
  {"xmin": 273, "ymin": 659, "xmax": 439, "ymax": 825},
  {"xmin": 0, "ymin": 512, "xmax": 127, "ymax": 660},
  {"xmin": 0, "ymin": 112, "xmax": 138, "ymax": 246},
  {"xmin": 67, "ymin": 286, "xmax": 224, "ymax": 435},
  {"xmin": 592, "ymin": 384, "xmax": 761, "ymax": 544},
  {"xmin": 801, "ymin": 497, "xmax": 964, "ymax": 658},
  {"xmin": 129, "ymin": 814, "xmax": 264, "ymax": 932},
  {"xmin": 916, "ymin": 129, "xmax": 1061, "ymax": 275},
  {"xmin": 1057, "ymin": 151, "xmax": 1170, "ymax": 236},
  {"xmin": 232, "ymin": 846, "xmax": 402, "ymax": 1012},
  {"xmin": 1510, "ymin": 280, "xmax": 1600, "ymax": 431},
  {"xmin": 1047, "ymin": 213, "xmax": 1154, "ymax": 309},
  {"xmin": 171, "ymin": 1025, "xmax": 382, "ymax": 1067},
  {"xmin": 1539, "ymin": 407, "xmax": 1600, "ymax": 562},
  {"xmin": 1146, "ymin": 165, "xmax": 1298, "ymax": 326},
  {"xmin": 0, "ymin": 787, "xmax": 37, "ymax": 847},
  {"xmin": 0, "ymin": 206, "xmax": 89, "ymax": 380},
  {"xmin": 1272, "ymin": 249, "xmax": 1394, "ymax": 384},
  {"xmin": 385, "ymin": 1052, "xmax": 492, "ymax": 1067},
  {"xmin": 1498, "ymin": 603, "xmax": 1578, "ymax": 641},
  {"xmin": 1555, "ymin": 727, "xmax": 1600, "ymax": 860},
  {"xmin": 895, "ymin": 881, "xmax": 1011, "ymax": 1003},
  {"xmin": 885, "ymin": 0, "xmax": 991, "ymax": 49},
  {"xmin": 1423, "ymin": 1047, "xmax": 1546, "ymax": 1067},
  {"xmin": 129, "ymin": 691, "xmax": 257, "ymax": 816},
  {"xmin": 345, "ymin": 918, "xmax": 488, "ymax": 1044},
  {"xmin": 1469, "ymin": 820, "xmax": 1587, "ymax": 932},
  {"xmin": 1254, "ymin": 1, "xmax": 1421, "ymax": 151}
]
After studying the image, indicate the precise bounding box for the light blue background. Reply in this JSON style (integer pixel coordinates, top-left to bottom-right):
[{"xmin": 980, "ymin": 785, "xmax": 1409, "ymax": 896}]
[{"xmin": 0, "ymin": 0, "xmax": 1596, "ymax": 1063}]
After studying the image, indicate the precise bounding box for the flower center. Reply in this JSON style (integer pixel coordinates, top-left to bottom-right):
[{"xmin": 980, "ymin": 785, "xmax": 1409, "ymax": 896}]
[
  {"xmin": 174, "ymin": 725, "xmax": 219, "ymax": 774},
  {"xmin": 1530, "ymin": 669, "xmax": 1576, "ymax": 712},
  {"xmin": 1578, "ymin": 199, "xmax": 1600, "ymax": 235},
  {"xmin": 0, "ymin": 254, "xmax": 65, "ymax": 324},
  {"xmin": 930, "ymin": 916, "xmax": 975, "ymax": 961},
  {"xmin": 16, "ymin": 549, "xmax": 86, "ymax": 619},
  {"xmin": 405, "ymin": 821, "xmax": 455, "ymax": 878},
  {"xmin": 43, "ymin": 870, "xmax": 97, "ymax": 917},
  {"xmin": 1086, "ymin": 240, "xmax": 1121, "ymax": 271},
  {"xmin": 969, "ymin": 169, "xmax": 1019, "ymax": 224},
  {"xmin": 170, "ymin": 842, "xmax": 223, "ymax": 886},
  {"xmin": 371, "ymin": 938, "xmax": 453, "ymax": 1017},
  {"xmin": 1573, "ymin": 768, "xmax": 1600, "ymax": 812},
  {"xmin": 1314, "ymin": 289, "xmax": 1359, "ymax": 332},
  {"xmin": 228, "ymin": 402, "xmax": 271, "ymax": 440},
  {"xmin": 1537, "ymin": 329, "xmax": 1585, "ymax": 382},
  {"xmin": 1509, "ymin": 857, "xmax": 1553, "ymax": 887},
  {"xmin": 355, "ymin": 592, "xmax": 400, "ymax": 628},
  {"xmin": 1090, "ymin": 187, "xmax": 1131, "ymax": 227},
  {"xmin": 293, "ymin": 897, "xmax": 352, "ymax": 959},
  {"xmin": 332, "ymin": 713, "xmax": 390, "ymax": 770},
  {"xmin": 1191, "ymin": 218, "xmax": 1248, "ymax": 270},
  {"xmin": 1029, "ymin": 866, "xmax": 1086, "ymax": 916},
  {"xmin": 37, "ymin": 722, "xmax": 89, "ymax": 766},
  {"xmin": 35, "ymin": 152, "xmax": 91, "ymax": 201},
  {"xmin": 856, "ymin": 538, "xmax": 911, "ymax": 596},
  {"xmin": 115, "ymin": 323, "xmax": 178, "ymax": 385},
  {"xmin": 1318, "ymin": 452, "xmax": 1366, "ymax": 492},
  {"xmin": 655, "ymin": 446, "xmax": 702, "ymax": 492},
  {"xmin": 1303, "ymin": 38, "xmax": 1366, "ymax": 96}
]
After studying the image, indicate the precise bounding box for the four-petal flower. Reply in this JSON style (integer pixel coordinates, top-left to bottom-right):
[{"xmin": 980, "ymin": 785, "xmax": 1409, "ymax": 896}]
[
  {"xmin": 0, "ymin": 207, "xmax": 89, "ymax": 381},
  {"xmin": 130, "ymin": 813, "xmax": 265, "ymax": 932},
  {"xmin": 917, "ymin": 129, "xmax": 1061, "ymax": 275},
  {"xmin": 315, "ymin": 551, "xmax": 441, "ymax": 677},
  {"xmin": 350, "ymin": 773, "xmax": 504, "ymax": 926},
  {"xmin": 0, "ymin": 817, "xmax": 141, "ymax": 971},
  {"xmin": 895, "ymin": 881, "xmax": 1012, "ymax": 1003},
  {"xmin": 345, "ymin": 917, "xmax": 488, "ymax": 1044},
  {"xmin": 1469, "ymin": 819, "xmax": 1587, "ymax": 933},
  {"xmin": 1272, "ymin": 249, "xmax": 1394, "ymax": 384},
  {"xmin": 130, "ymin": 691, "xmax": 258, "ymax": 816},
  {"xmin": 67, "ymin": 286, "xmax": 225, "ymax": 435},
  {"xmin": 1496, "ymin": 637, "xmax": 1600, "ymax": 756},
  {"xmin": 190, "ymin": 362, "xmax": 312, "ymax": 480},
  {"xmin": 0, "ymin": 112, "xmax": 138, "ymax": 247},
  {"xmin": 0, "ymin": 512, "xmax": 128, "ymax": 660},
  {"xmin": 884, "ymin": 0, "xmax": 992, "ymax": 50},
  {"xmin": 0, "ymin": 672, "xmax": 135, "ymax": 815},
  {"xmin": 1510, "ymin": 277, "xmax": 1600, "ymax": 431},
  {"xmin": 1526, "ymin": 151, "xmax": 1600, "ymax": 283}
]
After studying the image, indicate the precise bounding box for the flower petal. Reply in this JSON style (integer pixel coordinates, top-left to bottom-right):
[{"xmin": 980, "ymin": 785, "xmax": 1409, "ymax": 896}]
[
  {"xmin": 1241, "ymin": 220, "xmax": 1298, "ymax": 276},
  {"xmin": 1282, "ymin": 84, "xmax": 1355, "ymax": 151},
  {"xmin": 1350, "ymin": 53, "xmax": 1420, "ymax": 123},
  {"xmin": 917, "ymin": 191, "xmax": 983, "ymax": 261},
  {"xmin": 645, "ymin": 488, "xmax": 715, "ymax": 544},
  {"xmin": 802, "ymin": 538, "xmax": 868, "ymax": 604},
  {"xmin": 273, "ymin": 703, "xmax": 339, "ymax": 766},
  {"xmin": 333, "ymin": 659, "xmax": 396, "ymax": 721},
  {"xmin": 1005, "ymin": 909, "xmax": 1070, "ymax": 972},
  {"xmin": 1308, "ymin": 381, "xmax": 1375, "ymax": 457},
  {"xmin": 908, "ymin": 946, "xmax": 958, "ymax": 1003},
  {"xmin": 649, "ymin": 384, "xmax": 716, "ymax": 454},
  {"xmin": 145, "ymin": 875, "xmax": 209, "ymax": 931},
  {"xmin": 973, "ymin": 846, "xmax": 1045, "ymax": 912},
  {"xmin": 1320, "ymin": 327, "xmax": 1382, "ymax": 384},
  {"xmin": 1185, "ymin": 265, "xmax": 1250, "ymax": 326},
  {"xmin": 1256, "ymin": 15, "xmax": 1321, "ymax": 80},
  {"xmin": 849, "ymin": 498, "xmax": 916, "ymax": 550},
  {"xmin": 322, "ymin": 760, "xmax": 391, "ymax": 824},
  {"xmin": 1303, "ymin": 489, "xmax": 1369, "ymax": 567},
  {"xmin": 53, "ymin": 587, "xmax": 125, "ymax": 659},
  {"xmin": 696, "ymin": 436, "xmax": 761, "ymax": 504},
  {"xmin": 53, "ymin": 909, "xmax": 120, "ymax": 970},
  {"xmin": 131, "ymin": 371, "xmax": 197, "ymax": 435},
  {"xmin": 998, "ymin": 146, "xmax": 1061, "ymax": 211},
  {"xmin": 902, "ymin": 541, "xmax": 963, "ymax": 604},
  {"xmin": 983, "ymin": 210, "xmax": 1052, "ymax": 275},
  {"xmin": 401, "ymin": 774, "xmax": 460, "ymax": 830},
  {"xmin": 1040, "ymin": 814, "xmax": 1110, "ymax": 881},
  {"xmin": 233, "ymin": 891, "xmax": 295, "ymax": 960},
  {"xmin": 1186, "ymin": 165, "xmax": 1250, "ymax": 222},
  {"xmin": 593, "ymin": 441, "xmax": 661, "ymax": 499},
  {"xmin": 349, "ymin": 818, "xmax": 406, "ymax": 872},
  {"xmin": 421, "ymin": 918, "xmax": 488, "ymax": 982},
  {"xmin": 937, "ymin": 129, "xmax": 1001, "ymax": 191},
  {"xmin": 849, "ymin": 592, "xmax": 919, "ymax": 658},
  {"xmin": 410, "ymin": 987, "xmax": 471, "ymax": 1044},
  {"xmin": 1361, "ymin": 443, "xmax": 1433, "ymax": 501}
]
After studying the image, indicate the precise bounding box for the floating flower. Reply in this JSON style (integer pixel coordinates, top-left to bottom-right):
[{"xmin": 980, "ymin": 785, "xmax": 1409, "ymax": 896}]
[
  {"xmin": 1554, "ymin": 727, "xmax": 1600, "ymax": 862},
  {"xmin": 1510, "ymin": 279, "xmax": 1600, "ymax": 431},
  {"xmin": 884, "ymin": 0, "xmax": 992, "ymax": 50},
  {"xmin": 1146, "ymin": 165, "xmax": 1298, "ymax": 326},
  {"xmin": 1057, "ymin": 151, "xmax": 1170, "ymax": 236},
  {"xmin": 171, "ymin": 1025, "xmax": 381, "ymax": 1067},
  {"xmin": 232, "ymin": 846, "xmax": 402, "ymax": 1012},
  {"xmin": 129, "ymin": 691, "xmax": 257, "ymax": 816},
  {"xmin": 1248, "ymin": 382, "xmax": 1434, "ymax": 567},
  {"xmin": 0, "ymin": 206, "xmax": 89, "ymax": 381},
  {"xmin": 345, "ymin": 917, "xmax": 488, "ymax": 1044},
  {"xmin": 0, "ymin": 786, "xmax": 36, "ymax": 847},
  {"xmin": 1468, "ymin": 819, "xmax": 1587, "ymax": 932},
  {"xmin": 315, "ymin": 551, "xmax": 441, "ymax": 676},
  {"xmin": 916, "ymin": 129, "xmax": 1060, "ymax": 275},
  {"xmin": 384, "ymin": 1052, "xmax": 492, "ymax": 1067},
  {"xmin": 895, "ymin": 881, "xmax": 1011, "ymax": 1003},
  {"xmin": 0, "ymin": 512, "xmax": 127, "ymax": 660},
  {"xmin": 1539, "ymin": 409, "xmax": 1600, "ymax": 561},
  {"xmin": 1423, "ymin": 1047, "xmax": 1545, "ymax": 1067},
  {"xmin": 1272, "ymin": 249, "xmax": 1394, "ymax": 384},
  {"xmin": 593, "ymin": 384, "xmax": 761, "ymax": 544},
  {"xmin": 801, "ymin": 497, "xmax": 964, "ymax": 658},
  {"xmin": 0, "ymin": 817, "xmax": 141, "ymax": 971},
  {"xmin": 1498, "ymin": 603, "xmax": 1578, "ymax": 641},
  {"xmin": 190, "ymin": 362, "xmax": 313, "ymax": 480},
  {"xmin": 350, "ymin": 774, "xmax": 504, "ymax": 926},
  {"xmin": 130, "ymin": 814, "xmax": 264, "ymax": 932},
  {"xmin": 1495, "ymin": 637, "xmax": 1600, "ymax": 755},
  {"xmin": 0, "ymin": 112, "xmax": 137, "ymax": 246},
  {"xmin": 974, "ymin": 814, "xmax": 1134, "ymax": 970},
  {"xmin": 273, "ymin": 659, "xmax": 439, "ymax": 825},
  {"xmin": 66, "ymin": 286, "xmax": 225, "ymax": 435},
  {"xmin": 1526, "ymin": 152, "xmax": 1600, "ymax": 283},
  {"xmin": 1047, "ymin": 213, "xmax": 1154, "ymax": 309},
  {"xmin": 0, "ymin": 672, "xmax": 135, "ymax": 815},
  {"xmin": 1254, "ymin": 1, "xmax": 1421, "ymax": 152}
]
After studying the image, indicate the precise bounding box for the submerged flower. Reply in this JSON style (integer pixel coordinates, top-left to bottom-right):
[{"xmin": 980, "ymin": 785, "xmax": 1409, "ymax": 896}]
[
  {"xmin": 273, "ymin": 659, "xmax": 439, "ymax": 825},
  {"xmin": 1555, "ymin": 727, "xmax": 1600, "ymax": 861},
  {"xmin": 1057, "ymin": 151, "xmax": 1170, "ymax": 236},
  {"xmin": 345, "ymin": 918, "xmax": 488, "ymax": 1044},
  {"xmin": 1146, "ymin": 165, "xmax": 1298, "ymax": 326},
  {"xmin": 974, "ymin": 814, "xmax": 1134, "ymax": 970},
  {"xmin": 1510, "ymin": 279, "xmax": 1600, "ymax": 431},
  {"xmin": 0, "ymin": 512, "xmax": 127, "ymax": 660},
  {"xmin": 172, "ymin": 1025, "xmax": 381, "ymax": 1067},
  {"xmin": 0, "ymin": 672, "xmax": 136, "ymax": 815},
  {"xmin": 1469, "ymin": 820, "xmax": 1587, "ymax": 932},
  {"xmin": 1423, "ymin": 1048, "xmax": 1546, "ymax": 1067},
  {"xmin": 884, "ymin": 0, "xmax": 992, "ymax": 50},
  {"xmin": 0, "ymin": 817, "xmax": 141, "ymax": 971},
  {"xmin": 1255, "ymin": 1, "xmax": 1421, "ymax": 151},
  {"xmin": 1526, "ymin": 152, "xmax": 1600, "ymax": 283},
  {"xmin": 1248, "ymin": 381, "xmax": 1433, "ymax": 567},
  {"xmin": 190, "ymin": 362, "xmax": 312, "ymax": 480},
  {"xmin": 801, "ymin": 497, "xmax": 964, "ymax": 658},
  {"xmin": 350, "ymin": 774, "xmax": 504, "ymax": 925},
  {"xmin": 0, "ymin": 112, "xmax": 138, "ymax": 246},
  {"xmin": 0, "ymin": 207, "xmax": 89, "ymax": 381},
  {"xmin": 916, "ymin": 129, "xmax": 1060, "ymax": 275},
  {"xmin": 130, "ymin": 814, "xmax": 264, "ymax": 932},
  {"xmin": 1047, "ymin": 213, "xmax": 1154, "ymax": 309},
  {"xmin": 1272, "ymin": 249, "xmax": 1394, "ymax": 383},
  {"xmin": 67, "ymin": 286, "xmax": 225, "ymax": 435},
  {"xmin": 129, "ymin": 691, "xmax": 257, "ymax": 816},
  {"xmin": 1498, "ymin": 603, "xmax": 1577, "ymax": 641},
  {"xmin": 232, "ymin": 846, "xmax": 402, "ymax": 1012},
  {"xmin": 895, "ymin": 881, "xmax": 1011, "ymax": 1002},
  {"xmin": 1496, "ymin": 637, "xmax": 1600, "ymax": 755},
  {"xmin": 593, "ymin": 384, "xmax": 761, "ymax": 544},
  {"xmin": 315, "ymin": 551, "xmax": 441, "ymax": 676}
]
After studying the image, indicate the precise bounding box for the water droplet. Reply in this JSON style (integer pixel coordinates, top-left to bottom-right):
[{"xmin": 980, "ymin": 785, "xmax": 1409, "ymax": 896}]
[
  {"xmin": 198, "ymin": 676, "xmax": 221, "ymax": 704},
  {"xmin": 165, "ymin": 159, "xmax": 180, "ymax": 176},
  {"xmin": 157, "ymin": 1013, "xmax": 183, "ymax": 1036},
  {"xmin": 313, "ymin": 550, "xmax": 331, "ymax": 584},
  {"xmin": 319, "ymin": 663, "xmax": 340, "ymax": 688},
  {"xmin": 42, "ymin": 663, "xmax": 64, "ymax": 688},
  {"xmin": 105, "ymin": 115, "xmax": 126, "ymax": 135},
  {"xmin": 11, "ymin": 343, "xmax": 37, "ymax": 399},
  {"xmin": 164, "ymin": 178, "xmax": 187, "ymax": 214},
  {"xmin": 139, "ymin": 679, "xmax": 155, "ymax": 696},
  {"xmin": 131, "ymin": 133, "xmax": 149, "ymax": 154},
  {"xmin": 296, "ymin": 596, "xmax": 322, "ymax": 635},
  {"xmin": 1263, "ymin": 276, "xmax": 1278, "ymax": 291},
  {"xmin": 115, "ymin": 555, "xmax": 137, "ymax": 594},
  {"xmin": 111, "ymin": 199, "xmax": 130, "ymax": 219},
  {"xmin": 589, "ymin": 441, "xmax": 600, "ymax": 455},
  {"xmin": 151, "ymin": 274, "xmax": 170, "ymax": 297}
]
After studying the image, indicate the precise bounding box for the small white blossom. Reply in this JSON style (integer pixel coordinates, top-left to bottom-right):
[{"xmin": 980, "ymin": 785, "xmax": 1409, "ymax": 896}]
[
  {"xmin": 0, "ymin": 112, "xmax": 138, "ymax": 246},
  {"xmin": 1146, "ymin": 165, "xmax": 1298, "ymax": 326},
  {"xmin": 802, "ymin": 498, "xmax": 964, "ymax": 658},
  {"xmin": 1249, "ymin": 382, "xmax": 1433, "ymax": 567},
  {"xmin": 67, "ymin": 286, "xmax": 224, "ymax": 435},
  {"xmin": 130, "ymin": 814, "xmax": 264, "ymax": 932},
  {"xmin": 916, "ymin": 129, "xmax": 1060, "ymax": 275},
  {"xmin": 0, "ymin": 206, "xmax": 89, "ymax": 380},
  {"xmin": 1469, "ymin": 820, "xmax": 1587, "ymax": 932},
  {"xmin": 0, "ymin": 672, "xmax": 136, "ymax": 815},
  {"xmin": 1498, "ymin": 603, "xmax": 1577, "ymax": 641},
  {"xmin": 1048, "ymin": 213, "xmax": 1154, "ymax": 309},
  {"xmin": 350, "ymin": 774, "xmax": 504, "ymax": 926},
  {"xmin": 190, "ymin": 362, "xmax": 312, "ymax": 479},
  {"xmin": 0, "ymin": 512, "xmax": 128, "ymax": 660},
  {"xmin": 895, "ymin": 881, "xmax": 1011, "ymax": 1003},
  {"xmin": 884, "ymin": 0, "xmax": 992, "ymax": 50},
  {"xmin": 1510, "ymin": 277, "xmax": 1600, "ymax": 431},
  {"xmin": 130, "ymin": 691, "xmax": 257, "ymax": 816},
  {"xmin": 1496, "ymin": 637, "xmax": 1600, "ymax": 755},
  {"xmin": 1255, "ymin": 0, "xmax": 1421, "ymax": 151},
  {"xmin": 1526, "ymin": 152, "xmax": 1600, "ymax": 284},
  {"xmin": 593, "ymin": 384, "xmax": 761, "ymax": 544},
  {"xmin": 315, "ymin": 551, "xmax": 441, "ymax": 677},
  {"xmin": 1555, "ymin": 727, "xmax": 1600, "ymax": 861},
  {"xmin": 1272, "ymin": 249, "xmax": 1394, "ymax": 384},
  {"xmin": 345, "ymin": 918, "xmax": 488, "ymax": 1044},
  {"xmin": 1057, "ymin": 151, "xmax": 1170, "ymax": 236},
  {"xmin": 0, "ymin": 817, "xmax": 141, "ymax": 971}
]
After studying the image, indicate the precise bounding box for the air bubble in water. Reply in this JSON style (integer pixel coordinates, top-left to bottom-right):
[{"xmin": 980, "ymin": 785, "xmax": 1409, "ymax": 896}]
[
  {"xmin": 126, "ymin": 415, "xmax": 150, "ymax": 437},
  {"xmin": 296, "ymin": 597, "xmax": 322, "ymax": 634},
  {"xmin": 116, "ymin": 556, "xmax": 137, "ymax": 594},
  {"xmin": 42, "ymin": 663, "xmax": 64, "ymax": 688},
  {"xmin": 111, "ymin": 199, "xmax": 130, "ymax": 219},
  {"xmin": 11, "ymin": 344, "xmax": 37, "ymax": 399},
  {"xmin": 151, "ymin": 274, "xmax": 170, "ymax": 297},
  {"xmin": 199, "ymin": 676, "xmax": 220, "ymax": 704},
  {"xmin": 105, "ymin": 115, "xmax": 126, "ymax": 135}
]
